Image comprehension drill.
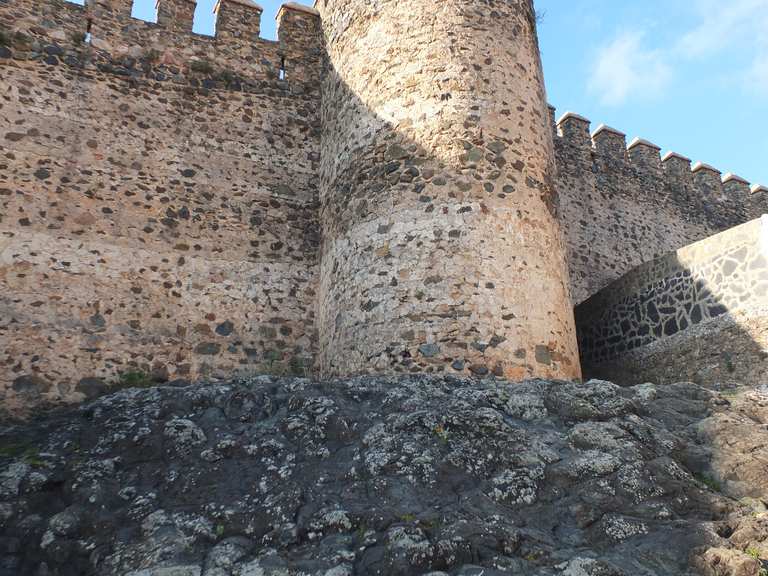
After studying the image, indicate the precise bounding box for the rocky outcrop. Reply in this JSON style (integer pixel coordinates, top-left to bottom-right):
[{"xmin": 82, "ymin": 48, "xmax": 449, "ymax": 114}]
[{"xmin": 1, "ymin": 375, "xmax": 768, "ymax": 575}]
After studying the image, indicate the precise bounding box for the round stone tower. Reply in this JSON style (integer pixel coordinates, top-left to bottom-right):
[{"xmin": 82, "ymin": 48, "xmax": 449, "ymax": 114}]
[{"xmin": 315, "ymin": 0, "xmax": 581, "ymax": 380}]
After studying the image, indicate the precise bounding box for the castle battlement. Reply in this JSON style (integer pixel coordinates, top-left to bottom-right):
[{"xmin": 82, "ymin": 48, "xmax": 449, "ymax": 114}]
[
  {"xmin": 0, "ymin": 0, "xmax": 322, "ymax": 88},
  {"xmin": 551, "ymin": 107, "xmax": 762, "ymax": 233},
  {"xmin": 550, "ymin": 106, "xmax": 762, "ymax": 305}
]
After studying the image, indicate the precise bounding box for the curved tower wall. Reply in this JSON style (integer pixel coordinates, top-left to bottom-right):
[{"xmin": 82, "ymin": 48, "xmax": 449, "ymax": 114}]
[{"xmin": 315, "ymin": 0, "xmax": 581, "ymax": 380}]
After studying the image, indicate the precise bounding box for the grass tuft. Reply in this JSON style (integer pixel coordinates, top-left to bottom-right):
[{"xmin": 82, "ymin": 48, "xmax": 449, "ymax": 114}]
[
  {"xmin": 190, "ymin": 59, "xmax": 214, "ymax": 74},
  {"xmin": 0, "ymin": 443, "xmax": 45, "ymax": 467},
  {"xmin": 118, "ymin": 371, "xmax": 155, "ymax": 388},
  {"xmin": 697, "ymin": 473, "xmax": 723, "ymax": 493}
]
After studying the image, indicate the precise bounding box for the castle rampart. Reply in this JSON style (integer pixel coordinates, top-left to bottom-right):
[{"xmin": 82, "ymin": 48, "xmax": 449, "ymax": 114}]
[
  {"xmin": 1, "ymin": 0, "xmax": 765, "ymax": 413},
  {"xmin": 551, "ymin": 107, "xmax": 765, "ymax": 304},
  {"xmin": 0, "ymin": 0, "xmax": 322, "ymax": 86},
  {"xmin": 0, "ymin": 0, "xmax": 323, "ymax": 411}
]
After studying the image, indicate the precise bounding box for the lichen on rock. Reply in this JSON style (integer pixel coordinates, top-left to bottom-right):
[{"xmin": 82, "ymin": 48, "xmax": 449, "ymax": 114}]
[{"xmin": 0, "ymin": 375, "xmax": 766, "ymax": 575}]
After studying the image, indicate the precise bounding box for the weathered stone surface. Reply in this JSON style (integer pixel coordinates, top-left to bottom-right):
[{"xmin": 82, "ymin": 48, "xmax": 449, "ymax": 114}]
[
  {"xmin": 692, "ymin": 548, "xmax": 761, "ymax": 576},
  {"xmin": 552, "ymin": 110, "xmax": 758, "ymax": 307},
  {"xmin": 0, "ymin": 1, "xmax": 323, "ymax": 412},
  {"xmin": 315, "ymin": 0, "xmax": 580, "ymax": 381},
  {"xmin": 1, "ymin": 375, "xmax": 767, "ymax": 575},
  {"xmin": 0, "ymin": 0, "xmax": 763, "ymax": 418}
]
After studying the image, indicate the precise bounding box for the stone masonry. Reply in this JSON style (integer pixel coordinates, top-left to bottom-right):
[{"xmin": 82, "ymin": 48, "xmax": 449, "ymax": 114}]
[
  {"xmin": 0, "ymin": 0, "xmax": 766, "ymax": 413},
  {"xmin": 552, "ymin": 110, "xmax": 766, "ymax": 305},
  {"xmin": 0, "ymin": 0, "xmax": 323, "ymax": 412},
  {"xmin": 315, "ymin": 0, "xmax": 580, "ymax": 381},
  {"xmin": 576, "ymin": 217, "xmax": 768, "ymax": 387}
]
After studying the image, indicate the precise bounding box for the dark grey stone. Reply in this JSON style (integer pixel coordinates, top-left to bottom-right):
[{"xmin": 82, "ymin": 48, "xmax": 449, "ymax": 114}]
[
  {"xmin": 0, "ymin": 375, "xmax": 759, "ymax": 576},
  {"xmin": 418, "ymin": 343, "xmax": 440, "ymax": 358},
  {"xmin": 11, "ymin": 375, "xmax": 49, "ymax": 396},
  {"xmin": 215, "ymin": 321, "xmax": 235, "ymax": 337},
  {"xmin": 195, "ymin": 342, "xmax": 221, "ymax": 355},
  {"xmin": 76, "ymin": 377, "xmax": 108, "ymax": 400}
]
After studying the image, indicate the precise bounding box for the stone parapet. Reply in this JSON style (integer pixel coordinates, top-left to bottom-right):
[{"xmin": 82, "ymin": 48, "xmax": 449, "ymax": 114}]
[
  {"xmin": 0, "ymin": 0, "xmax": 323, "ymax": 88},
  {"xmin": 550, "ymin": 106, "xmax": 760, "ymax": 304},
  {"xmin": 0, "ymin": 0, "xmax": 322, "ymax": 413}
]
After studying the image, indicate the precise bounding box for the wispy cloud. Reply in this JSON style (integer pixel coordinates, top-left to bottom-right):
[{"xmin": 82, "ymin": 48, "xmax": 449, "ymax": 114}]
[
  {"xmin": 588, "ymin": 0, "xmax": 768, "ymax": 105},
  {"xmin": 678, "ymin": 0, "xmax": 768, "ymax": 57},
  {"xmin": 747, "ymin": 53, "xmax": 768, "ymax": 94},
  {"xmin": 679, "ymin": 0, "xmax": 768, "ymax": 93},
  {"xmin": 588, "ymin": 31, "xmax": 672, "ymax": 107}
]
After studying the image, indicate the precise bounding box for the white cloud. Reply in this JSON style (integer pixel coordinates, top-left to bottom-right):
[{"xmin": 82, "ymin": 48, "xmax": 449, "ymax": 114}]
[
  {"xmin": 588, "ymin": 31, "xmax": 672, "ymax": 106},
  {"xmin": 678, "ymin": 0, "xmax": 768, "ymax": 57},
  {"xmin": 747, "ymin": 52, "xmax": 768, "ymax": 94},
  {"xmin": 588, "ymin": 0, "xmax": 768, "ymax": 104},
  {"xmin": 677, "ymin": 0, "xmax": 768, "ymax": 91}
]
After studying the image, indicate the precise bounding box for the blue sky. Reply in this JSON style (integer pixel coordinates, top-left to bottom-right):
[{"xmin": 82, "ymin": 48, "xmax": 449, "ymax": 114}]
[
  {"xmin": 126, "ymin": 0, "xmax": 767, "ymax": 185},
  {"xmin": 536, "ymin": 0, "xmax": 768, "ymax": 187}
]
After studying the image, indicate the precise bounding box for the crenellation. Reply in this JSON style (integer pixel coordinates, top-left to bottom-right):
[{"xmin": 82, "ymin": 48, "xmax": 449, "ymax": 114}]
[
  {"xmin": 692, "ymin": 162, "xmax": 726, "ymax": 215},
  {"xmin": 86, "ymin": 0, "xmax": 133, "ymax": 22},
  {"xmin": 691, "ymin": 161, "xmax": 721, "ymax": 176},
  {"xmin": 661, "ymin": 151, "xmax": 692, "ymax": 167},
  {"xmin": 628, "ymin": 139, "xmax": 666, "ymax": 207},
  {"xmin": 555, "ymin": 103, "xmax": 761, "ymax": 305},
  {"xmin": 276, "ymin": 1, "xmax": 323, "ymax": 87},
  {"xmin": 723, "ymin": 173, "xmax": 750, "ymax": 187},
  {"xmin": 279, "ymin": 1, "xmax": 319, "ymax": 16},
  {"xmin": 214, "ymin": 0, "xmax": 263, "ymax": 44},
  {"xmin": 0, "ymin": 0, "xmax": 764, "ymax": 413},
  {"xmin": 155, "ymin": 0, "xmax": 196, "ymax": 32},
  {"xmin": 627, "ymin": 137, "xmax": 662, "ymax": 172},
  {"xmin": 0, "ymin": 0, "xmax": 323, "ymax": 90},
  {"xmin": 751, "ymin": 184, "xmax": 768, "ymax": 218},
  {"xmin": 556, "ymin": 112, "xmax": 592, "ymax": 151},
  {"xmin": 661, "ymin": 152, "xmax": 694, "ymax": 183},
  {"xmin": 555, "ymin": 113, "xmax": 759, "ymax": 304},
  {"xmin": 0, "ymin": 0, "xmax": 87, "ymax": 45},
  {"xmin": 661, "ymin": 151, "xmax": 698, "ymax": 212},
  {"xmin": 85, "ymin": 0, "xmax": 138, "ymax": 48},
  {"xmin": 591, "ymin": 124, "xmax": 627, "ymax": 159},
  {"xmin": 722, "ymin": 173, "xmax": 751, "ymax": 222},
  {"xmin": 691, "ymin": 162, "xmax": 751, "ymax": 237}
]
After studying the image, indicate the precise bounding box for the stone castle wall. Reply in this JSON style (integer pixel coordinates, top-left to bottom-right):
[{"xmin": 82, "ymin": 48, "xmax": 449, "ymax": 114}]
[
  {"xmin": 0, "ymin": 0, "xmax": 323, "ymax": 411},
  {"xmin": 552, "ymin": 109, "xmax": 767, "ymax": 305},
  {"xmin": 576, "ymin": 217, "xmax": 768, "ymax": 387},
  {"xmin": 315, "ymin": 0, "xmax": 581, "ymax": 381},
  {"xmin": 1, "ymin": 0, "xmax": 766, "ymax": 413}
]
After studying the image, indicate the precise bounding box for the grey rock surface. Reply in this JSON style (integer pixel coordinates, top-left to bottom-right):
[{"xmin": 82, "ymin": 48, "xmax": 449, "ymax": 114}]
[{"xmin": 0, "ymin": 375, "xmax": 766, "ymax": 575}]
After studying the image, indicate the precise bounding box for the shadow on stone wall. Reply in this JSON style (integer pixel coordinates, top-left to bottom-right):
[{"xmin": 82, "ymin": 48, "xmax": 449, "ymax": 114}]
[
  {"xmin": 576, "ymin": 217, "xmax": 768, "ymax": 389},
  {"xmin": 1, "ymin": 1, "xmax": 767, "ymax": 570},
  {"xmin": 313, "ymin": 17, "xmax": 768, "ymax": 567},
  {"xmin": 313, "ymin": 58, "xmax": 581, "ymax": 383},
  {"xmin": 563, "ymin": 217, "xmax": 768, "ymax": 571}
]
